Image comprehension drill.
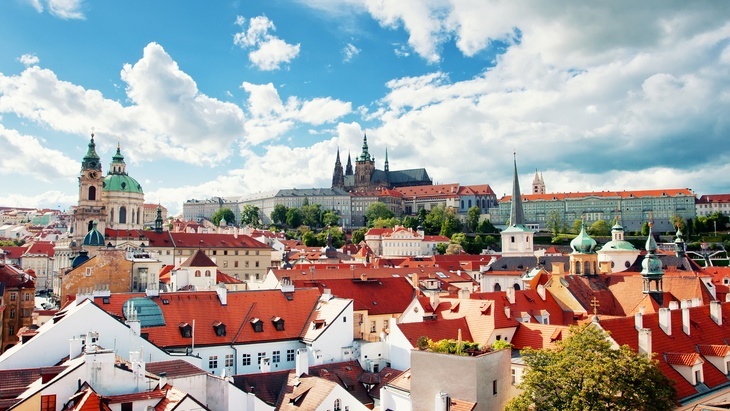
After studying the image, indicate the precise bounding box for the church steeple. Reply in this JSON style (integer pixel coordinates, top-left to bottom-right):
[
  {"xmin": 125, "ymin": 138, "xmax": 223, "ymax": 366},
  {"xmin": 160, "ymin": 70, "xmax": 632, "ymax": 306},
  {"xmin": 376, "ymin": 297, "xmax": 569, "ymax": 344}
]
[
  {"xmin": 155, "ymin": 204, "xmax": 164, "ymax": 233},
  {"xmin": 641, "ymin": 221, "xmax": 664, "ymax": 294},
  {"xmin": 509, "ymin": 153, "xmax": 525, "ymax": 227},
  {"xmin": 674, "ymin": 224, "xmax": 686, "ymax": 257},
  {"xmin": 332, "ymin": 147, "xmax": 345, "ymax": 189},
  {"xmin": 358, "ymin": 133, "xmax": 372, "ymax": 162},
  {"xmin": 532, "ymin": 169, "xmax": 545, "ymax": 194},
  {"xmin": 384, "ymin": 147, "xmax": 389, "ymax": 173},
  {"xmin": 82, "ymin": 132, "xmax": 102, "ymax": 171},
  {"xmin": 109, "ymin": 142, "xmax": 127, "ymax": 175},
  {"xmin": 345, "ymin": 152, "xmax": 353, "ymax": 175}
]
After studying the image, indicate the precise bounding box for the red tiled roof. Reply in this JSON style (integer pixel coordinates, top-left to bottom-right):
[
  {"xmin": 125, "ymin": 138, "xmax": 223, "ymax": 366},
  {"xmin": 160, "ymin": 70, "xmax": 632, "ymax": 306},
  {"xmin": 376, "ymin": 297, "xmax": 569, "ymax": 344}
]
[
  {"xmin": 511, "ymin": 322, "xmax": 569, "ymax": 350},
  {"xmin": 1, "ymin": 246, "xmax": 27, "ymax": 260},
  {"xmin": 105, "ymin": 230, "xmax": 270, "ymax": 249},
  {"xmin": 180, "ymin": 249, "xmax": 217, "ymax": 268},
  {"xmin": 665, "ymin": 352, "xmax": 703, "ymax": 367},
  {"xmin": 697, "ymin": 344, "xmax": 730, "ymax": 358},
  {"xmin": 697, "ymin": 194, "xmax": 730, "ymax": 203},
  {"xmin": 216, "ymin": 271, "xmax": 243, "ymax": 284},
  {"xmin": 502, "ymin": 188, "xmax": 694, "ymax": 202},
  {"xmin": 396, "ymin": 183, "xmax": 495, "ymax": 198},
  {"xmin": 104, "ymin": 389, "xmax": 167, "ymax": 403},
  {"xmin": 96, "ymin": 289, "xmax": 322, "ymax": 348},
  {"xmin": 146, "ymin": 360, "xmax": 207, "ymax": 378},
  {"xmin": 291, "ymin": 277, "xmax": 415, "ymax": 315},
  {"xmin": 64, "ymin": 386, "xmax": 112, "ymax": 411},
  {"xmin": 233, "ymin": 370, "xmax": 291, "ymax": 406},
  {"xmin": 397, "ymin": 317, "xmax": 474, "ymax": 347},
  {"xmin": 23, "ymin": 241, "xmax": 55, "ymax": 257}
]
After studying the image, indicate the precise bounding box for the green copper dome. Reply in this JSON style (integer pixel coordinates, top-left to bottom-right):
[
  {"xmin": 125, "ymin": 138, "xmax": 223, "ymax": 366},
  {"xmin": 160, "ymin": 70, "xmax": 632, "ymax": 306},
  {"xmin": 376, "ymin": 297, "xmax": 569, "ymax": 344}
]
[
  {"xmin": 102, "ymin": 174, "xmax": 143, "ymax": 194},
  {"xmin": 641, "ymin": 224, "xmax": 663, "ymax": 277},
  {"xmin": 570, "ymin": 222, "xmax": 597, "ymax": 254},
  {"xmin": 83, "ymin": 222, "xmax": 105, "ymax": 246}
]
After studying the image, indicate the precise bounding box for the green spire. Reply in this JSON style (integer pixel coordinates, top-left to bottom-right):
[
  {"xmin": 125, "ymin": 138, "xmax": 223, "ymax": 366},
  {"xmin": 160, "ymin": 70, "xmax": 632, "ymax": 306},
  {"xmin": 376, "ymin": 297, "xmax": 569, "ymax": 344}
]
[
  {"xmin": 359, "ymin": 133, "xmax": 372, "ymax": 162},
  {"xmin": 155, "ymin": 204, "xmax": 163, "ymax": 233},
  {"xmin": 82, "ymin": 132, "xmax": 102, "ymax": 171},
  {"xmin": 109, "ymin": 142, "xmax": 127, "ymax": 175},
  {"xmin": 641, "ymin": 222, "xmax": 664, "ymax": 289},
  {"xmin": 384, "ymin": 147, "xmax": 389, "ymax": 172}
]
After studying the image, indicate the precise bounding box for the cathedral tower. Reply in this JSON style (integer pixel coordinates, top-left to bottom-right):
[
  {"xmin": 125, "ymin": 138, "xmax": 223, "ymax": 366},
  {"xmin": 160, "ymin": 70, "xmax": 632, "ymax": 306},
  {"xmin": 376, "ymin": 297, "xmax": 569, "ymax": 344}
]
[
  {"xmin": 532, "ymin": 170, "xmax": 545, "ymax": 194},
  {"xmin": 354, "ymin": 133, "xmax": 376, "ymax": 191},
  {"xmin": 500, "ymin": 154, "xmax": 535, "ymax": 256},
  {"xmin": 73, "ymin": 132, "xmax": 107, "ymax": 243},
  {"xmin": 332, "ymin": 148, "xmax": 345, "ymax": 189}
]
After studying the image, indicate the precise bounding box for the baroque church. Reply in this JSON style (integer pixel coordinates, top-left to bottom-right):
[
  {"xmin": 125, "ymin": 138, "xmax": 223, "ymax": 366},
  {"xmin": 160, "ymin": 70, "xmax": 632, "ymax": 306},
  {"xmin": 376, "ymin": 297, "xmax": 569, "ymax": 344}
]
[
  {"xmin": 331, "ymin": 134, "xmax": 432, "ymax": 192},
  {"xmin": 71, "ymin": 133, "xmax": 145, "ymax": 245}
]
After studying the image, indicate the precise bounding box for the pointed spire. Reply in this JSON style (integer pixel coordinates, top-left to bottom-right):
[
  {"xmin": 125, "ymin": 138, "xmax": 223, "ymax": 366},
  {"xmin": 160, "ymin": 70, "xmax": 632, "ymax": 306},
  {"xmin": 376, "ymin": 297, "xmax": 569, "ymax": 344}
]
[
  {"xmin": 509, "ymin": 152, "xmax": 525, "ymax": 226},
  {"xmin": 384, "ymin": 147, "xmax": 389, "ymax": 173},
  {"xmin": 359, "ymin": 133, "xmax": 372, "ymax": 162},
  {"xmin": 674, "ymin": 223, "xmax": 686, "ymax": 257},
  {"xmin": 345, "ymin": 152, "xmax": 353, "ymax": 175},
  {"xmin": 641, "ymin": 221, "xmax": 664, "ymax": 293},
  {"xmin": 155, "ymin": 204, "xmax": 163, "ymax": 233},
  {"xmin": 332, "ymin": 147, "xmax": 345, "ymax": 189},
  {"xmin": 335, "ymin": 147, "xmax": 342, "ymax": 165},
  {"xmin": 82, "ymin": 131, "xmax": 102, "ymax": 171}
]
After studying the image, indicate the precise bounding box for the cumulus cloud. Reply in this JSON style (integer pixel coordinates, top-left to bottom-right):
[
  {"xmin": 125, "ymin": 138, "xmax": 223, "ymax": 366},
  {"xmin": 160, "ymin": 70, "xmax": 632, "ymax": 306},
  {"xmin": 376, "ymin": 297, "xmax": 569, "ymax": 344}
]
[
  {"xmin": 18, "ymin": 54, "xmax": 39, "ymax": 66},
  {"xmin": 0, "ymin": 125, "xmax": 78, "ymax": 181},
  {"xmin": 343, "ymin": 43, "xmax": 360, "ymax": 62},
  {"xmin": 233, "ymin": 15, "xmax": 301, "ymax": 71},
  {"xmin": 27, "ymin": 0, "xmax": 86, "ymax": 19}
]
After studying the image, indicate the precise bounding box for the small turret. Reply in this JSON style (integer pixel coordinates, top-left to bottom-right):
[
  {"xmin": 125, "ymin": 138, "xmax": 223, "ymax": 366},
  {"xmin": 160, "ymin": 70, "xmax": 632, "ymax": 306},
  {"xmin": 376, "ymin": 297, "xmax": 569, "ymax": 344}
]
[
  {"xmin": 673, "ymin": 224, "xmax": 686, "ymax": 257},
  {"xmin": 641, "ymin": 222, "xmax": 664, "ymax": 294}
]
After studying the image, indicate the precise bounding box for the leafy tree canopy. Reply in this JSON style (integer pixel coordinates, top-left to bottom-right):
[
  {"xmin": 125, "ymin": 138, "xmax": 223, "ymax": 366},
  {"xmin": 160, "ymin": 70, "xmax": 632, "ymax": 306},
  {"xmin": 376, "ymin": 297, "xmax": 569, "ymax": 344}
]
[
  {"xmin": 351, "ymin": 228, "xmax": 366, "ymax": 245},
  {"xmin": 322, "ymin": 210, "xmax": 340, "ymax": 227},
  {"xmin": 211, "ymin": 208, "xmax": 235, "ymax": 227},
  {"xmin": 589, "ymin": 219, "xmax": 611, "ymax": 236},
  {"xmin": 240, "ymin": 204, "xmax": 261, "ymax": 227},
  {"xmin": 466, "ymin": 206, "xmax": 481, "ymax": 232},
  {"xmin": 285, "ymin": 208, "xmax": 304, "ymax": 228},
  {"xmin": 371, "ymin": 217, "xmax": 400, "ymax": 228},
  {"xmin": 270, "ymin": 204, "xmax": 288, "ymax": 225},
  {"xmin": 365, "ymin": 202, "xmax": 395, "ymax": 227},
  {"xmin": 505, "ymin": 324, "xmax": 676, "ymax": 411}
]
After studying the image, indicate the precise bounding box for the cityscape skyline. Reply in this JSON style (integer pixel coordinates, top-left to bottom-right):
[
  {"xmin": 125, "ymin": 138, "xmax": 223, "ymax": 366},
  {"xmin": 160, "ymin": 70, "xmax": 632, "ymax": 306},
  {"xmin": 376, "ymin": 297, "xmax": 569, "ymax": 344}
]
[{"xmin": 1, "ymin": 1, "xmax": 729, "ymax": 216}]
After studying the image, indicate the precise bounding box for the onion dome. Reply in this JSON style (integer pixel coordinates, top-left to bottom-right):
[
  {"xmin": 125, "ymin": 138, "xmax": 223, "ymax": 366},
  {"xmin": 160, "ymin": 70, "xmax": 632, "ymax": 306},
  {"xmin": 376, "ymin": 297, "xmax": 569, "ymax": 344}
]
[
  {"xmin": 71, "ymin": 250, "xmax": 90, "ymax": 269},
  {"xmin": 570, "ymin": 222, "xmax": 597, "ymax": 253},
  {"xmin": 82, "ymin": 133, "xmax": 102, "ymax": 171},
  {"xmin": 102, "ymin": 144, "xmax": 144, "ymax": 194},
  {"xmin": 83, "ymin": 221, "xmax": 105, "ymax": 246},
  {"xmin": 674, "ymin": 225, "xmax": 686, "ymax": 257},
  {"xmin": 641, "ymin": 223, "xmax": 663, "ymax": 276}
]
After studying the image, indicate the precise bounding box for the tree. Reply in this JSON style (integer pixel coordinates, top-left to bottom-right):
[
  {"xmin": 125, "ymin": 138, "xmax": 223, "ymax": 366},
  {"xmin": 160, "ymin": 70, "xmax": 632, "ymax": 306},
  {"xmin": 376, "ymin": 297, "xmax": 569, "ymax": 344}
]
[
  {"xmin": 301, "ymin": 204, "xmax": 322, "ymax": 228},
  {"xmin": 424, "ymin": 204, "xmax": 446, "ymax": 235},
  {"xmin": 240, "ymin": 204, "xmax": 260, "ymax": 227},
  {"xmin": 365, "ymin": 202, "xmax": 394, "ymax": 227},
  {"xmin": 435, "ymin": 243, "xmax": 448, "ymax": 255},
  {"xmin": 641, "ymin": 221, "xmax": 650, "ymax": 237},
  {"xmin": 466, "ymin": 206, "xmax": 481, "ymax": 232},
  {"xmin": 351, "ymin": 228, "xmax": 366, "ymax": 245},
  {"xmin": 271, "ymin": 204, "xmax": 288, "ymax": 225},
  {"xmin": 301, "ymin": 230, "xmax": 317, "ymax": 246},
  {"xmin": 572, "ymin": 218, "xmax": 584, "ymax": 234},
  {"xmin": 285, "ymin": 208, "xmax": 303, "ymax": 228},
  {"xmin": 211, "ymin": 208, "xmax": 235, "ymax": 227},
  {"xmin": 546, "ymin": 210, "xmax": 564, "ymax": 237},
  {"xmin": 402, "ymin": 215, "xmax": 419, "ymax": 230},
  {"xmin": 371, "ymin": 217, "xmax": 399, "ymax": 228},
  {"xmin": 322, "ymin": 210, "xmax": 340, "ymax": 227},
  {"xmin": 589, "ymin": 219, "xmax": 611, "ymax": 236},
  {"xmin": 476, "ymin": 219, "xmax": 498, "ymax": 234},
  {"xmin": 440, "ymin": 207, "xmax": 462, "ymax": 238},
  {"xmin": 445, "ymin": 243, "xmax": 464, "ymax": 255},
  {"xmin": 669, "ymin": 214, "xmax": 684, "ymax": 231},
  {"xmin": 505, "ymin": 324, "xmax": 676, "ymax": 411}
]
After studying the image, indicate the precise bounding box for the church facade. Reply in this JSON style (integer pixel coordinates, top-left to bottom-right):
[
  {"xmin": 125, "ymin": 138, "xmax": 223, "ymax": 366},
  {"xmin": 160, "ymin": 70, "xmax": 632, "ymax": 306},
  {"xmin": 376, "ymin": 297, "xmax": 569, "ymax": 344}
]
[
  {"xmin": 71, "ymin": 133, "xmax": 145, "ymax": 244},
  {"xmin": 332, "ymin": 134, "xmax": 432, "ymax": 192}
]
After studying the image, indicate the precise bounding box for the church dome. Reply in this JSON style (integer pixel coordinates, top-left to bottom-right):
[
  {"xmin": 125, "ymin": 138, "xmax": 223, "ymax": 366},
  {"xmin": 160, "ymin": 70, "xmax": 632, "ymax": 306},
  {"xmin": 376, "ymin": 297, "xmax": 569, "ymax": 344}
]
[
  {"xmin": 83, "ymin": 222, "xmax": 105, "ymax": 246},
  {"xmin": 102, "ymin": 174, "xmax": 143, "ymax": 194},
  {"xmin": 570, "ymin": 223, "xmax": 597, "ymax": 254}
]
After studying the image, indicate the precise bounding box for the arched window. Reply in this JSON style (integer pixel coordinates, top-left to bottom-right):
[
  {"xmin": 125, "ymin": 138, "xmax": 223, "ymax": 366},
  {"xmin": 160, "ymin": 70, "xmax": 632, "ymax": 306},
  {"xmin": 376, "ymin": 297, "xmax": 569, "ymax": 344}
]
[
  {"xmin": 110, "ymin": 209, "xmax": 114, "ymax": 223},
  {"xmin": 334, "ymin": 399, "xmax": 341, "ymax": 411},
  {"xmin": 137, "ymin": 208, "xmax": 141, "ymax": 224},
  {"xmin": 494, "ymin": 283, "xmax": 502, "ymax": 292},
  {"xmin": 205, "ymin": 270, "xmax": 211, "ymax": 277},
  {"xmin": 468, "ymin": 199, "xmax": 472, "ymax": 208},
  {"xmin": 119, "ymin": 206, "xmax": 127, "ymax": 224},
  {"xmin": 195, "ymin": 270, "xmax": 201, "ymax": 277},
  {"xmin": 584, "ymin": 261, "xmax": 591, "ymax": 275},
  {"xmin": 88, "ymin": 186, "xmax": 96, "ymax": 201},
  {"xmin": 513, "ymin": 284, "xmax": 521, "ymax": 291},
  {"xmin": 575, "ymin": 262, "xmax": 581, "ymax": 274}
]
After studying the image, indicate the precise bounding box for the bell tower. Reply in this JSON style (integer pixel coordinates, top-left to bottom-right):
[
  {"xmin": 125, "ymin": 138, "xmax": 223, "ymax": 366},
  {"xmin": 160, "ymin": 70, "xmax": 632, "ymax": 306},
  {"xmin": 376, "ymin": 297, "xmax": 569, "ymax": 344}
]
[
  {"xmin": 72, "ymin": 132, "xmax": 107, "ymax": 243},
  {"xmin": 354, "ymin": 133, "xmax": 375, "ymax": 191}
]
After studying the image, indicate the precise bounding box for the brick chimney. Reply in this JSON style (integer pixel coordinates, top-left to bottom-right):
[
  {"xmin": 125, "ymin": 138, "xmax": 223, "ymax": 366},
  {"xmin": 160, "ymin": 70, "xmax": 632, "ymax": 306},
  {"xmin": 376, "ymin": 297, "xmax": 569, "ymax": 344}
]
[
  {"xmin": 710, "ymin": 300, "xmax": 722, "ymax": 326},
  {"xmin": 659, "ymin": 308, "xmax": 672, "ymax": 336},
  {"xmin": 638, "ymin": 328, "xmax": 652, "ymax": 357},
  {"xmin": 634, "ymin": 312, "xmax": 643, "ymax": 330},
  {"xmin": 506, "ymin": 287, "xmax": 515, "ymax": 304}
]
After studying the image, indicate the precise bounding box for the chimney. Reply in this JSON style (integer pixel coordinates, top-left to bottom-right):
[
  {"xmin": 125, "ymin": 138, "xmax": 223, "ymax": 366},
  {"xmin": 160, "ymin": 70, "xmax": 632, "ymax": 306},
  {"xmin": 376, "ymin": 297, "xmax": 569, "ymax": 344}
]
[
  {"xmin": 506, "ymin": 287, "xmax": 515, "ymax": 304},
  {"xmin": 537, "ymin": 284, "xmax": 546, "ymax": 301},
  {"xmin": 680, "ymin": 299, "xmax": 691, "ymax": 309},
  {"xmin": 710, "ymin": 300, "xmax": 722, "ymax": 325},
  {"xmin": 634, "ymin": 312, "xmax": 643, "ymax": 330},
  {"xmin": 458, "ymin": 288, "xmax": 470, "ymax": 299},
  {"xmin": 295, "ymin": 348, "xmax": 309, "ymax": 377},
  {"xmin": 435, "ymin": 392, "xmax": 450, "ymax": 411},
  {"xmin": 504, "ymin": 306, "xmax": 511, "ymax": 318},
  {"xmin": 638, "ymin": 328, "xmax": 652, "ymax": 357},
  {"xmin": 551, "ymin": 262, "xmax": 564, "ymax": 276},
  {"xmin": 669, "ymin": 301, "xmax": 679, "ymax": 310},
  {"xmin": 412, "ymin": 272, "xmax": 419, "ymax": 289},
  {"xmin": 216, "ymin": 283, "xmax": 227, "ymax": 306},
  {"xmin": 69, "ymin": 336, "xmax": 83, "ymax": 359},
  {"xmin": 320, "ymin": 289, "xmax": 332, "ymax": 301},
  {"xmin": 158, "ymin": 372, "xmax": 167, "ymax": 389},
  {"xmin": 260, "ymin": 357, "xmax": 271, "ymax": 373},
  {"xmin": 430, "ymin": 292, "xmax": 440, "ymax": 310},
  {"xmin": 682, "ymin": 307, "xmax": 690, "ymax": 336},
  {"xmin": 126, "ymin": 318, "xmax": 141, "ymax": 336},
  {"xmin": 659, "ymin": 308, "xmax": 672, "ymax": 336}
]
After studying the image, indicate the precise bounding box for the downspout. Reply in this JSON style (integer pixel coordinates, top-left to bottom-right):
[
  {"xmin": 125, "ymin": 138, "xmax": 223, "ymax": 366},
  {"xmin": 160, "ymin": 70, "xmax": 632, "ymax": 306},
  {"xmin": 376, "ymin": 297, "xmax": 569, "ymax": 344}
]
[{"xmin": 230, "ymin": 302, "xmax": 256, "ymax": 375}]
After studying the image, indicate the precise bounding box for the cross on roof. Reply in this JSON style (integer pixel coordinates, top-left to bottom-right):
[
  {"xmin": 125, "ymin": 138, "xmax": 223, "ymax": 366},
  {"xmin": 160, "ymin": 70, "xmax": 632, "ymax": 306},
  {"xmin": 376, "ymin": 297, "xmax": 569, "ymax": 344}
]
[{"xmin": 591, "ymin": 297, "xmax": 600, "ymax": 316}]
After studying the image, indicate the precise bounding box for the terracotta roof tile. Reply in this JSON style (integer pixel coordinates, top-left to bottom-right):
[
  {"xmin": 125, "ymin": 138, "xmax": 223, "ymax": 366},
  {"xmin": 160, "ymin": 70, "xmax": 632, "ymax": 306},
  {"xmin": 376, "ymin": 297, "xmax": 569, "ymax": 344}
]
[
  {"xmin": 502, "ymin": 188, "xmax": 694, "ymax": 202},
  {"xmin": 397, "ymin": 317, "xmax": 474, "ymax": 347},
  {"xmin": 146, "ymin": 360, "xmax": 207, "ymax": 378},
  {"xmin": 291, "ymin": 277, "xmax": 415, "ymax": 315}
]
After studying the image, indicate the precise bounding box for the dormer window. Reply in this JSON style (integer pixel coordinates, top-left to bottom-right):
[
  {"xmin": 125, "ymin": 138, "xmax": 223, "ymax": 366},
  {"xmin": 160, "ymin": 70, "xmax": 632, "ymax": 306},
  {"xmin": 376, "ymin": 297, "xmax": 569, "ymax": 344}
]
[
  {"xmin": 213, "ymin": 321, "xmax": 226, "ymax": 336},
  {"xmin": 251, "ymin": 318, "xmax": 263, "ymax": 332},
  {"xmin": 179, "ymin": 322, "xmax": 192, "ymax": 338},
  {"xmin": 272, "ymin": 317, "xmax": 285, "ymax": 331}
]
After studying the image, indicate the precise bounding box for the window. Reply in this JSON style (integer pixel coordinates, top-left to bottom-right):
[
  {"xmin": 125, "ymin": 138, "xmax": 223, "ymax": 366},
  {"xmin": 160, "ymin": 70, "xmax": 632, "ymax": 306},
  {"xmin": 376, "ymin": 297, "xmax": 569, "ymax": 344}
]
[
  {"xmin": 212, "ymin": 250, "xmax": 217, "ymax": 255},
  {"xmin": 22, "ymin": 309, "xmax": 31, "ymax": 317},
  {"xmin": 9, "ymin": 292, "xmax": 16, "ymax": 301},
  {"xmin": 256, "ymin": 251, "xmax": 259, "ymax": 255},
  {"xmin": 223, "ymin": 261, "xmax": 228, "ymax": 268},
  {"xmin": 120, "ymin": 403, "xmax": 132, "ymax": 411},
  {"xmin": 255, "ymin": 261, "xmax": 259, "ymax": 267},
  {"xmin": 119, "ymin": 206, "xmax": 127, "ymax": 224},
  {"xmin": 493, "ymin": 379, "xmax": 498, "ymax": 395},
  {"xmin": 23, "ymin": 292, "xmax": 30, "ymax": 301},
  {"xmin": 205, "ymin": 270, "xmax": 211, "ymax": 277},
  {"xmin": 224, "ymin": 250, "xmax": 228, "ymax": 255},
  {"xmin": 209, "ymin": 356, "xmax": 218, "ymax": 369},
  {"xmin": 511, "ymin": 368, "xmax": 516, "ymax": 385},
  {"xmin": 88, "ymin": 186, "xmax": 96, "ymax": 201},
  {"xmin": 287, "ymin": 349, "xmax": 295, "ymax": 362},
  {"xmin": 225, "ymin": 354, "xmax": 234, "ymax": 367},
  {"xmin": 334, "ymin": 399, "xmax": 342, "ymax": 411},
  {"xmin": 258, "ymin": 352, "xmax": 266, "ymax": 365},
  {"xmin": 695, "ymin": 369, "xmax": 702, "ymax": 385},
  {"xmin": 234, "ymin": 261, "xmax": 239, "ymax": 268},
  {"xmin": 370, "ymin": 321, "xmax": 376, "ymax": 333},
  {"xmin": 242, "ymin": 353, "xmax": 251, "ymax": 366},
  {"xmin": 195, "ymin": 270, "xmax": 201, "ymax": 277},
  {"xmin": 245, "ymin": 261, "xmax": 250, "ymax": 268},
  {"xmin": 9, "ymin": 309, "xmax": 15, "ymax": 319},
  {"xmin": 41, "ymin": 395, "xmax": 56, "ymax": 411},
  {"xmin": 273, "ymin": 351, "xmax": 281, "ymax": 363}
]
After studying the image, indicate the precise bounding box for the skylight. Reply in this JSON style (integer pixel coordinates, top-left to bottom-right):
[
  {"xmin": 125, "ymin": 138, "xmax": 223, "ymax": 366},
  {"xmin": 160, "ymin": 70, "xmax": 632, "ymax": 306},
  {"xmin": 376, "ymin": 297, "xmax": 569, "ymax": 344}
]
[{"xmin": 123, "ymin": 297, "xmax": 165, "ymax": 327}]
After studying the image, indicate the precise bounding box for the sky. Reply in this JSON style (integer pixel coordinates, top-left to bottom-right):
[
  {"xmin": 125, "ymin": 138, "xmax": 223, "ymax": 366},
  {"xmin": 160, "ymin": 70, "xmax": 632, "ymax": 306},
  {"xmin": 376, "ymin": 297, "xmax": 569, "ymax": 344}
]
[{"xmin": 1, "ymin": 0, "xmax": 729, "ymax": 216}]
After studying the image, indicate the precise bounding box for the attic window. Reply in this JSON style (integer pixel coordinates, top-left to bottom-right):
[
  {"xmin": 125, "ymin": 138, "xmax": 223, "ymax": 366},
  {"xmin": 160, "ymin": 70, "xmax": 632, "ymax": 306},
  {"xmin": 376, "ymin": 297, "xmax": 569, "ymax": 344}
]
[
  {"xmin": 272, "ymin": 317, "xmax": 285, "ymax": 331},
  {"xmin": 250, "ymin": 318, "xmax": 263, "ymax": 332},
  {"xmin": 179, "ymin": 322, "xmax": 192, "ymax": 338},
  {"xmin": 313, "ymin": 319, "xmax": 325, "ymax": 330},
  {"xmin": 102, "ymin": 297, "xmax": 110, "ymax": 304},
  {"xmin": 162, "ymin": 299, "xmax": 170, "ymax": 305},
  {"xmin": 213, "ymin": 321, "xmax": 226, "ymax": 336}
]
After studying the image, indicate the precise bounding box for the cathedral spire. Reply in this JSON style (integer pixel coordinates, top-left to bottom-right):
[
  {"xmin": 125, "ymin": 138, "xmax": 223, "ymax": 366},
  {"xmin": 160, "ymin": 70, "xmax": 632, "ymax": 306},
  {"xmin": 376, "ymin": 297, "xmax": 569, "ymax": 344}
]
[
  {"xmin": 384, "ymin": 147, "xmax": 389, "ymax": 173},
  {"xmin": 332, "ymin": 147, "xmax": 345, "ymax": 189},
  {"xmin": 345, "ymin": 152, "xmax": 353, "ymax": 175},
  {"xmin": 82, "ymin": 131, "xmax": 102, "ymax": 171},
  {"xmin": 509, "ymin": 153, "xmax": 525, "ymax": 226},
  {"xmin": 641, "ymin": 221, "xmax": 664, "ymax": 294},
  {"xmin": 359, "ymin": 133, "xmax": 372, "ymax": 162},
  {"xmin": 155, "ymin": 204, "xmax": 163, "ymax": 233}
]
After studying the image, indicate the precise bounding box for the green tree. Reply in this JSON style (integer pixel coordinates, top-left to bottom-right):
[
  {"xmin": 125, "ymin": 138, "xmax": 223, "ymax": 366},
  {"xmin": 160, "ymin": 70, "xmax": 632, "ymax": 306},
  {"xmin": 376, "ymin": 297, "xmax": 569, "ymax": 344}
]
[
  {"xmin": 301, "ymin": 204, "xmax": 322, "ymax": 228},
  {"xmin": 322, "ymin": 210, "xmax": 340, "ymax": 227},
  {"xmin": 402, "ymin": 215, "xmax": 419, "ymax": 230},
  {"xmin": 589, "ymin": 219, "xmax": 611, "ymax": 236},
  {"xmin": 476, "ymin": 219, "xmax": 497, "ymax": 234},
  {"xmin": 641, "ymin": 221, "xmax": 650, "ymax": 236},
  {"xmin": 445, "ymin": 243, "xmax": 464, "ymax": 255},
  {"xmin": 450, "ymin": 232, "xmax": 468, "ymax": 247},
  {"xmin": 435, "ymin": 243, "xmax": 448, "ymax": 255},
  {"xmin": 240, "ymin": 204, "xmax": 261, "ymax": 227},
  {"xmin": 466, "ymin": 206, "xmax": 481, "ymax": 232},
  {"xmin": 365, "ymin": 202, "xmax": 395, "ymax": 227},
  {"xmin": 302, "ymin": 230, "xmax": 318, "ymax": 246},
  {"xmin": 505, "ymin": 324, "xmax": 676, "ymax": 411},
  {"xmin": 571, "ymin": 218, "xmax": 584, "ymax": 234},
  {"xmin": 211, "ymin": 207, "xmax": 235, "ymax": 227},
  {"xmin": 669, "ymin": 214, "xmax": 684, "ymax": 231},
  {"xmin": 372, "ymin": 217, "xmax": 399, "ymax": 228},
  {"xmin": 424, "ymin": 205, "xmax": 446, "ymax": 235},
  {"xmin": 416, "ymin": 208, "xmax": 428, "ymax": 225},
  {"xmin": 270, "ymin": 204, "xmax": 288, "ymax": 225},
  {"xmin": 285, "ymin": 208, "xmax": 304, "ymax": 228},
  {"xmin": 351, "ymin": 228, "xmax": 366, "ymax": 245},
  {"xmin": 546, "ymin": 210, "xmax": 564, "ymax": 237},
  {"xmin": 317, "ymin": 227, "xmax": 345, "ymax": 248},
  {"xmin": 440, "ymin": 206, "xmax": 462, "ymax": 238}
]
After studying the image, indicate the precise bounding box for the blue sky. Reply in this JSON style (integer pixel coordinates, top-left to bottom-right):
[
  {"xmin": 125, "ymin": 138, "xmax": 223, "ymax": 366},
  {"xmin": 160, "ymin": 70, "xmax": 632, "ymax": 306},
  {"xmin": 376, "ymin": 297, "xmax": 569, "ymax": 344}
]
[{"xmin": 1, "ymin": 0, "xmax": 729, "ymax": 216}]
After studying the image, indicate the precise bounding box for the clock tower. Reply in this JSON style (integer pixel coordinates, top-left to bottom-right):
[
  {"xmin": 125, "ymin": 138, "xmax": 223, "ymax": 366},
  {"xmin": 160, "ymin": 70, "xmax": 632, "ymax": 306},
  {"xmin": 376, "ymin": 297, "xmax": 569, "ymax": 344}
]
[{"xmin": 72, "ymin": 132, "xmax": 107, "ymax": 243}]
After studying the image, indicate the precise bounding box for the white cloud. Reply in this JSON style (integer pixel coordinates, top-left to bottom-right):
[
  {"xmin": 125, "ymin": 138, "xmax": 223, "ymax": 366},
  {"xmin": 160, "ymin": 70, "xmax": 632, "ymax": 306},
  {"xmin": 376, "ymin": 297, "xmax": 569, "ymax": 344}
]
[
  {"xmin": 1, "ymin": 191, "xmax": 77, "ymax": 211},
  {"xmin": 233, "ymin": 15, "xmax": 301, "ymax": 71},
  {"xmin": 27, "ymin": 0, "xmax": 85, "ymax": 19},
  {"xmin": 18, "ymin": 54, "xmax": 40, "ymax": 67},
  {"xmin": 0, "ymin": 124, "xmax": 78, "ymax": 181},
  {"xmin": 343, "ymin": 43, "xmax": 360, "ymax": 62}
]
